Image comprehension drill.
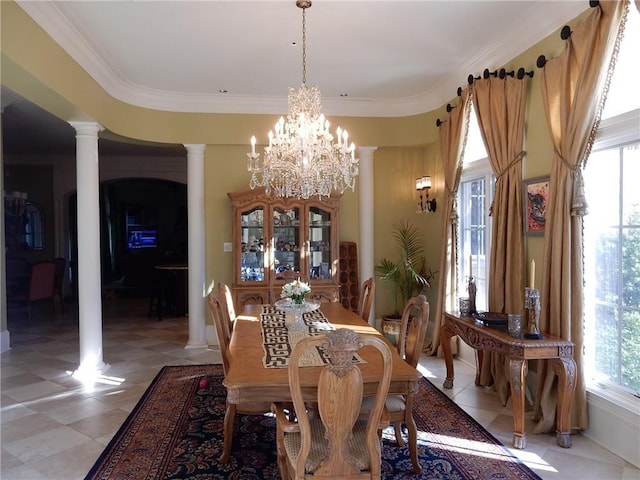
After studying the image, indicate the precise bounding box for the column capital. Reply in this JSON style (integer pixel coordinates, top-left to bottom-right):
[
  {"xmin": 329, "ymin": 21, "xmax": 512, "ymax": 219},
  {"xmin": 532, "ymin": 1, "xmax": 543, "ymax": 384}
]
[
  {"xmin": 357, "ymin": 146, "xmax": 378, "ymax": 160},
  {"xmin": 184, "ymin": 144, "xmax": 206, "ymax": 156},
  {"xmin": 69, "ymin": 121, "xmax": 103, "ymax": 136}
]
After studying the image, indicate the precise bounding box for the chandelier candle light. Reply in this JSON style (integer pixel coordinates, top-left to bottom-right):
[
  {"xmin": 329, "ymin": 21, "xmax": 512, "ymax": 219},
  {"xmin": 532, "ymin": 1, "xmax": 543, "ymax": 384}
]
[{"xmin": 247, "ymin": 0, "xmax": 358, "ymax": 199}]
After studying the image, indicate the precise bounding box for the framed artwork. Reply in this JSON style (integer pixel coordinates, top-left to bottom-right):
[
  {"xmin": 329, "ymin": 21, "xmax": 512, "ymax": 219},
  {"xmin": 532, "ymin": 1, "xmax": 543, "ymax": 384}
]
[{"xmin": 524, "ymin": 176, "xmax": 550, "ymax": 235}]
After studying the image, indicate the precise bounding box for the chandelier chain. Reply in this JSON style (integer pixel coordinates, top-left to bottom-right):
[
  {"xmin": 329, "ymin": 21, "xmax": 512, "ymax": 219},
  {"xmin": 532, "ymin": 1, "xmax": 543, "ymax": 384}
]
[{"xmin": 302, "ymin": 7, "xmax": 307, "ymax": 85}]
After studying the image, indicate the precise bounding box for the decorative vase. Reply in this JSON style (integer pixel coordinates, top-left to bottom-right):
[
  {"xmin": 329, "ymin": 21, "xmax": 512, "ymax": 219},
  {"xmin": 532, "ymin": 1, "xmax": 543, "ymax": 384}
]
[
  {"xmin": 275, "ymin": 298, "xmax": 320, "ymax": 325},
  {"xmin": 524, "ymin": 288, "xmax": 542, "ymax": 339}
]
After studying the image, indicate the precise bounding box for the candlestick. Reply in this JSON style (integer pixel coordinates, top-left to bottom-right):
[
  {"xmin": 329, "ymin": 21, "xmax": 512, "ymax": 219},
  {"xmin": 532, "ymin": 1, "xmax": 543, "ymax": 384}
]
[{"xmin": 530, "ymin": 259, "xmax": 535, "ymax": 289}]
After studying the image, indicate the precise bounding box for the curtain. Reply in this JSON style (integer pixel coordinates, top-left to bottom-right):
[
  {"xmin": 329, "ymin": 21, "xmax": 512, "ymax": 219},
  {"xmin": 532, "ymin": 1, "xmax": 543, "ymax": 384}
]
[
  {"xmin": 535, "ymin": 0, "xmax": 627, "ymax": 434},
  {"xmin": 471, "ymin": 76, "xmax": 527, "ymax": 404},
  {"xmin": 425, "ymin": 89, "xmax": 471, "ymax": 356}
]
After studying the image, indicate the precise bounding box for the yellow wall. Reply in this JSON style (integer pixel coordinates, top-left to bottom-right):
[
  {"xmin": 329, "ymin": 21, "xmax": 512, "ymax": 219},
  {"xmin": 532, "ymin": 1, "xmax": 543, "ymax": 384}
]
[{"xmin": 1, "ymin": 0, "xmax": 592, "ymax": 321}]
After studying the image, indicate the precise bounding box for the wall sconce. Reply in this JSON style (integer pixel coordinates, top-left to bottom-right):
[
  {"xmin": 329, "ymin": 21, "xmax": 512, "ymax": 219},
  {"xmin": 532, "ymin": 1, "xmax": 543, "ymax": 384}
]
[{"xmin": 416, "ymin": 176, "xmax": 436, "ymax": 213}]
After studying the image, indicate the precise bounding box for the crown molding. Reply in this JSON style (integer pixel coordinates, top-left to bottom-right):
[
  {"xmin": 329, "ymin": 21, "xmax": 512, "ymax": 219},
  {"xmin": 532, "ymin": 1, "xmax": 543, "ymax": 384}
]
[{"xmin": 16, "ymin": 1, "xmax": 587, "ymax": 118}]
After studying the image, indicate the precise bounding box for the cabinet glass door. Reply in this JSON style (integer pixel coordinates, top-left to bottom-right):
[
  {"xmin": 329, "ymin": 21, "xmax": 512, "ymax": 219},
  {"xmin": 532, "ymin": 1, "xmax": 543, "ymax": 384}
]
[
  {"xmin": 240, "ymin": 207, "xmax": 265, "ymax": 282},
  {"xmin": 308, "ymin": 206, "xmax": 332, "ymax": 280},
  {"xmin": 273, "ymin": 207, "xmax": 301, "ymax": 276}
]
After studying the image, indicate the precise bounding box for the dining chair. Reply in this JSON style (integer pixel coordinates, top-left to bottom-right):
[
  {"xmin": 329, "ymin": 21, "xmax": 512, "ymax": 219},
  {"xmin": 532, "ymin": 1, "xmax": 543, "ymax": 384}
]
[
  {"xmin": 358, "ymin": 277, "xmax": 375, "ymax": 322},
  {"xmin": 218, "ymin": 282, "xmax": 236, "ymax": 333},
  {"xmin": 361, "ymin": 294, "xmax": 429, "ymax": 474},
  {"xmin": 7, "ymin": 261, "xmax": 57, "ymax": 320},
  {"xmin": 272, "ymin": 328, "xmax": 392, "ymax": 480},
  {"xmin": 206, "ymin": 291, "xmax": 273, "ymax": 461}
]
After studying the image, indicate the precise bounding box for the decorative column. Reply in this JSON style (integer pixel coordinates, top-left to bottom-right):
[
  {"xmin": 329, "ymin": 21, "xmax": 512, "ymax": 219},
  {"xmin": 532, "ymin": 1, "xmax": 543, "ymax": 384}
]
[
  {"xmin": 69, "ymin": 121, "xmax": 108, "ymax": 376},
  {"xmin": 0, "ymin": 104, "xmax": 9, "ymax": 353},
  {"xmin": 358, "ymin": 146, "xmax": 377, "ymax": 325},
  {"xmin": 184, "ymin": 144, "xmax": 207, "ymax": 348}
]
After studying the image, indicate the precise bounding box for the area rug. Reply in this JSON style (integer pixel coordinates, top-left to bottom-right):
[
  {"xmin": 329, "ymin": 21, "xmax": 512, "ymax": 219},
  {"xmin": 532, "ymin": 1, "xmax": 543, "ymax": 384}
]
[{"xmin": 86, "ymin": 364, "xmax": 542, "ymax": 479}]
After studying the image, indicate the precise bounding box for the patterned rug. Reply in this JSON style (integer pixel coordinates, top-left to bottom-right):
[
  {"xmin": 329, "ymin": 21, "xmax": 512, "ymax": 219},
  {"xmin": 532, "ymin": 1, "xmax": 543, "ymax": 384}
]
[{"xmin": 86, "ymin": 364, "xmax": 542, "ymax": 480}]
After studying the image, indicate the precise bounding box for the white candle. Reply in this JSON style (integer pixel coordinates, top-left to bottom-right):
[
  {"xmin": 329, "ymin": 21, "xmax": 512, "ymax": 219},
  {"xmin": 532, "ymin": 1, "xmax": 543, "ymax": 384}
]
[
  {"xmin": 530, "ymin": 259, "xmax": 535, "ymax": 289},
  {"xmin": 469, "ymin": 254, "xmax": 473, "ymax": 278},
  {"xmin": 250, "ymin": 136, "xmax": 256, "ymax": 155}
]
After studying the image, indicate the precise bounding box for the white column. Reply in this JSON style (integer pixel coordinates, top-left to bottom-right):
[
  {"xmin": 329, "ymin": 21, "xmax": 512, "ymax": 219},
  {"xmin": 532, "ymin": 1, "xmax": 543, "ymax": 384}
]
[
  {"xmin": 184, "ymin": 144, "xmax": 207, "ymax": 348},
  {"xmin": 0, "ymin": 106, "xmax": 10, "ymax": 353},
  {"xmin": 358, "ymin": 146, "xmax": 377, "ymax": 325},
  {"xmin": 69, "ymin": 121, "xmax": 108, "ymax": 376}
]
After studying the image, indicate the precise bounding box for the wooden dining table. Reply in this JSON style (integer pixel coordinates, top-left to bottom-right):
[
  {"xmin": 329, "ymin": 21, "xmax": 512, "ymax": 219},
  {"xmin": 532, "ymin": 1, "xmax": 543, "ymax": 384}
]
[{"xmin": 222, "ymin": 302, "xmax": 422, "ymax": 473}]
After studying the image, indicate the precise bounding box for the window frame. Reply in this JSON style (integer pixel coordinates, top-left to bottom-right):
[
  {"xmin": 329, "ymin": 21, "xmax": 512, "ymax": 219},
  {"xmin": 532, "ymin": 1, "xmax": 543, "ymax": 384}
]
[
  {"xmin": 458, "ymin": 158, "xmax": 494, "ymax": 312},
  {"xmin": 584, "ymin": 108, "xmax": 640, "ymax": 409}
]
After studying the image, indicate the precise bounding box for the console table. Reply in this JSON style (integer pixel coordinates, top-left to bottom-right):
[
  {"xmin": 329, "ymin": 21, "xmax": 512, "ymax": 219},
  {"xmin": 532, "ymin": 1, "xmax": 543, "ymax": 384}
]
[{"xmin": 441, "ymin": 311, "xmax": 576, "ymax": 449}]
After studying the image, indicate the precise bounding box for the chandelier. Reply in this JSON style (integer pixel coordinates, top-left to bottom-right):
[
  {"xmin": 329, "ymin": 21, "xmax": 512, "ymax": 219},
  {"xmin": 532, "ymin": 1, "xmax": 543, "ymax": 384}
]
[{"xmin": 247, "ymin": 0, "xmax": 358, "ymax": 199}]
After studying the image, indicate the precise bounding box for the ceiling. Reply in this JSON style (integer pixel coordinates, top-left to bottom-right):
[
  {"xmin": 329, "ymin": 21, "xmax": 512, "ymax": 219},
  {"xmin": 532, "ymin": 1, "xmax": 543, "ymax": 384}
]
[{"xmin": 2, "ymin": 0, "xmax": 588, "ymax": 156}]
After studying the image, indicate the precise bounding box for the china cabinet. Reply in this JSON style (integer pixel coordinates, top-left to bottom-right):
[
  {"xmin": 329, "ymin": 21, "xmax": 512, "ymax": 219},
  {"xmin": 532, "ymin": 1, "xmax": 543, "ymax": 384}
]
[{"xmin": 227, "ymin": 189, "xmax": 341, "ymax": 310}]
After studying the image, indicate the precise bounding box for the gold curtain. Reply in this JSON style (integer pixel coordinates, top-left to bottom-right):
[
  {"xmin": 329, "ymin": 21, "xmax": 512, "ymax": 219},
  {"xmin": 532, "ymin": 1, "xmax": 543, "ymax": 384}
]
[
  {"xmin": 425, "ymin": 89, "xmax": 471, "ymax": 356},
  {"xmin": 471, "ymin": 76, "xmax": 527, "ymax": 404},
  {"xmin": 535, "ymin": 0, "xmax": 627, "ymax": 434}
]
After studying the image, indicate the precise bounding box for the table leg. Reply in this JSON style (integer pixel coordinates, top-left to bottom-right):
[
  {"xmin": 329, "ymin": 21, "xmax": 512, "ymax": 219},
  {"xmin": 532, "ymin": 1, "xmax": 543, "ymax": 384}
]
[
  {"xmin": 552, "ymin": 357, "xmax": 577, "ymax": 448},
  {"xmin": 474, "ymin": 349, "xmax": 484, "ymax": 386},
  {"xmin": 220, "ymin": 401, "xmax": 237, "ymax": 462},
  {"xmin": 509, "ymin": 358, "xmax": 528, "ymax": 449},
  {"xmin": 404, "ymin": 389, "xmax": 422, "ymax": 474},
  {"xmin": 441, "ymin": 324, "xmax": 455, "ymax": 389}
]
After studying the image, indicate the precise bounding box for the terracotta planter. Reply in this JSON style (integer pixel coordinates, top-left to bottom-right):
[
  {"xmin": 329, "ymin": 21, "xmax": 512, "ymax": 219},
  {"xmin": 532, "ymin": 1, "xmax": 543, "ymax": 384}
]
[{"xmin": 381, "ymin": 314, "xmax": 402, "ymax": 345}]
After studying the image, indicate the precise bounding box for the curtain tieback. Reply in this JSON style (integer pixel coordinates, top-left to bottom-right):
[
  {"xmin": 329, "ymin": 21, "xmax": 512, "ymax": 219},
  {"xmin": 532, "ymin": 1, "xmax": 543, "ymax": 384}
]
[
  {"xmin": 495, "ymin": 151, "xmax": 526, "ymax": 181},
  {"xmin": 488, "ymin": 151, "xmax": 526, "ymax": 217},
  {"xmin": 554, "ymin": 148, "xmax": 588, "ymax": 217},
  {"xmin": 449, "ymin": 192, "xmax": 459, "ymax": 224}
]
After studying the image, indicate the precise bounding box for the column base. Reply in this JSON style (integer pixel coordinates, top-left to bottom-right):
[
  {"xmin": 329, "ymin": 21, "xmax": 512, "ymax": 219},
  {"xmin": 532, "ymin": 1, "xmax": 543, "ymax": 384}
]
[{"xmin": 73, "ymin": 360, "xmax": 111, "ymax": 381}]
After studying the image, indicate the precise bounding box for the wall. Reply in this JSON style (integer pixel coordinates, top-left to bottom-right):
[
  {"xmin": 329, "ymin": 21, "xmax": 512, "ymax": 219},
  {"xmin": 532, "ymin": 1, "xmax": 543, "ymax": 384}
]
[{"xmin": 2, "ymin": 0, "xmax": 637, "ymax": 467}]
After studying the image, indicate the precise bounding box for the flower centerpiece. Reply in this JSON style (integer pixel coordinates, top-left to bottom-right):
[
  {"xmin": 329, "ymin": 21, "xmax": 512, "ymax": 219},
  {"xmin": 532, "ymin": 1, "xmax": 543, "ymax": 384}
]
[{"xmin": 281, "ymin": 278, "xmax": 311, "ymax": 305}]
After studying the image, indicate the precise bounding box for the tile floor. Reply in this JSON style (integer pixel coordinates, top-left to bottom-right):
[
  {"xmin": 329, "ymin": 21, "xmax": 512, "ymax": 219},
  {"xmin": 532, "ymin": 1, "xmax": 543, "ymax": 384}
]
[{"xmin": 1, "ymin": 297, "xmax": 639, "ymax": 480}]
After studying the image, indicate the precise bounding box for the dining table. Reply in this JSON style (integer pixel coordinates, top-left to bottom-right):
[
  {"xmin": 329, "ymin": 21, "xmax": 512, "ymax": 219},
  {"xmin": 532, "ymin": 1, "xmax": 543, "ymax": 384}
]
[{"xmin": 222, "ymin": 302, "xmax": 422, "ymax": 473}]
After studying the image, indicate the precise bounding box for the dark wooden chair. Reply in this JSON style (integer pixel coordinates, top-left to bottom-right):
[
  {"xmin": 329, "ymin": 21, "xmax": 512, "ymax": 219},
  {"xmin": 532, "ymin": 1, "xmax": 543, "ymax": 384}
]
[{"xmin": 8, "ymin": 261, "xmax": 57, "ymax": 320}]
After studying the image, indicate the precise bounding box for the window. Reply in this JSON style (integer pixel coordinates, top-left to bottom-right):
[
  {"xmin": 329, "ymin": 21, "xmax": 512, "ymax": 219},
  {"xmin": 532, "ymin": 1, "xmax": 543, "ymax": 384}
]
[
  {"xmin": 584, "ymin": 111, "xmax": 640, "ymax": 397},
  {"xmin": 583, "ymin": 7, "xmax": 640, "ymax": 399},
  {"xmin": 458, "ymin": 106, "xmax": 493, "ymax": 312},
  {"xmin": 22, "ymin": 202, "xmax": 45, "ymax": 250}
]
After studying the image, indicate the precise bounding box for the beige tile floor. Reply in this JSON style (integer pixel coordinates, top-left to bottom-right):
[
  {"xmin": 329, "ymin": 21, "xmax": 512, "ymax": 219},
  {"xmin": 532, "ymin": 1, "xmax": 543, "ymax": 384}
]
[{"xmin": 1, "ymin": 297, "xmax": 639, "ymax": 480}]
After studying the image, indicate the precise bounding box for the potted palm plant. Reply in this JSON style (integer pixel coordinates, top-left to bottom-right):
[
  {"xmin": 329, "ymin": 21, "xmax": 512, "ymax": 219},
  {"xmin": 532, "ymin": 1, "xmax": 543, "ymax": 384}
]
[{"xmin": 375, "ymin": 220, "xmax": 435, "ymax": 342}]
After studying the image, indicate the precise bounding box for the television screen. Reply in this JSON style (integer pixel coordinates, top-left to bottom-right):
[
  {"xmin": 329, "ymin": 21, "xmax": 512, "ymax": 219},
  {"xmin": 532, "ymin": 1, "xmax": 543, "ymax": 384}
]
[{"xmin": 128, "ymin": 229, "xmax": 158, "ymax": 249}]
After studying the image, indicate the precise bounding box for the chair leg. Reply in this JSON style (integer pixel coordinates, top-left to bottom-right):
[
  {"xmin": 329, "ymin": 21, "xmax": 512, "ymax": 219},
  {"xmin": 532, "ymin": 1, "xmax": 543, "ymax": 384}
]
[
  {"xmin": 393, "ymin": 422, "xmax": 405, "ymax": 446},
  {"xmin": 220, "ymin": 402, "xmax": 236, "ymax": 463}
]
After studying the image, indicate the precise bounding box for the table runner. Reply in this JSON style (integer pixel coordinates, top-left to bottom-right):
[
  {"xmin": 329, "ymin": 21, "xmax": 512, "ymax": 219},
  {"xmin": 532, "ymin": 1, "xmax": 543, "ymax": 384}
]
[{"xmin": 260, "ymin": 305, "xmax": 363, "ymax": 368}]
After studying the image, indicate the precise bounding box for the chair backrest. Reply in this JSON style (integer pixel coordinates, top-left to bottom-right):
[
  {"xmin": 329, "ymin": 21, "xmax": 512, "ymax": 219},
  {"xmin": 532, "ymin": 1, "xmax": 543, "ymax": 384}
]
[
  {"xmin": 218, "ymin": 282, "xmax": 236, "ymax": 330},
  {"xmin": 28, "ymin": 261, "xmax": 56, "ymax": 301},
  {"xmin": 207, "ymin": 291, "xmax": 231, "ymax": 374},
  {"xmin": 358, "ymin": 277, "xmax": 375, "ymax": 322},
  {"xmin": 397, "ymin": 294, "xmax": 430, "ymax": 368},
  {"xmin": 53, "ymin": 257, "xmax": 66, "ymax": 295},
  {"xmin": 288, "ymin": 329, "xmax": 392, "ymax": 478}
]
